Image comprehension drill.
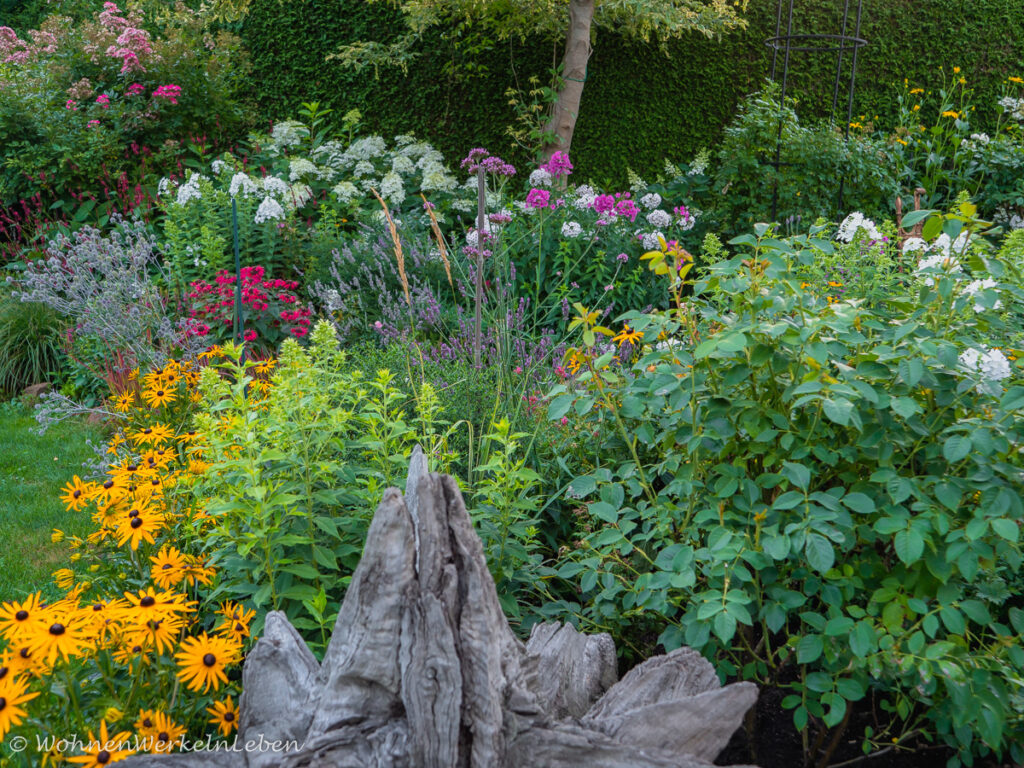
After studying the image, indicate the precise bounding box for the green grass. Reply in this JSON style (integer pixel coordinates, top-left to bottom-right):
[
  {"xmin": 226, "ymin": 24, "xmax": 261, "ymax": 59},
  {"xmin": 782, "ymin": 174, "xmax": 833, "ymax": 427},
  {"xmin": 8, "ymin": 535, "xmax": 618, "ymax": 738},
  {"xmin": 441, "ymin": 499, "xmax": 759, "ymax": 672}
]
[{"xmin": 0, "ymin": 401, "xmax": 103, "ymax": 602}]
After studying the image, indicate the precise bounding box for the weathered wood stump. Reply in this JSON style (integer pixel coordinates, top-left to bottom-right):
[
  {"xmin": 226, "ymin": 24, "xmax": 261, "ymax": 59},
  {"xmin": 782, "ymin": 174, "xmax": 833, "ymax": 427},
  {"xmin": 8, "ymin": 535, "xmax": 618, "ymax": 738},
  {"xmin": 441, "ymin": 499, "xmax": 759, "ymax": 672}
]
[{"xmin": 123, "ymin": 447, "xmax": 758, "ymax": 767}]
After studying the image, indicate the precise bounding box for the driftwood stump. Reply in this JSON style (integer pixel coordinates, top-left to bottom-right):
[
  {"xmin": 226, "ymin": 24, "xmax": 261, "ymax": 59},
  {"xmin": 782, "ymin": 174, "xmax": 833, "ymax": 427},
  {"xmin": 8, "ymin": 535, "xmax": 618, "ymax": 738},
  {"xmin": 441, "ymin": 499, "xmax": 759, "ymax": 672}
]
[{"xmin": 122, "ymin": 447, "xmax": 758, "ymax": 767}]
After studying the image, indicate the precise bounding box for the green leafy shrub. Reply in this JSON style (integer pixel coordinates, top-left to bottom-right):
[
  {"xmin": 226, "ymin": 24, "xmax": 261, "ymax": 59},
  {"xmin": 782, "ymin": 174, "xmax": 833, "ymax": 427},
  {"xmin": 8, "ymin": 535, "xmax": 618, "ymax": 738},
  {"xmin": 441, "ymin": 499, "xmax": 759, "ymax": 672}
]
[
  {"xmin": 545, "ymin": 205, "xmax": 1024, "ymax": 763},
  {"xmin": 0, "ymin": 292, "xmax": 65, "ymax": 396}
]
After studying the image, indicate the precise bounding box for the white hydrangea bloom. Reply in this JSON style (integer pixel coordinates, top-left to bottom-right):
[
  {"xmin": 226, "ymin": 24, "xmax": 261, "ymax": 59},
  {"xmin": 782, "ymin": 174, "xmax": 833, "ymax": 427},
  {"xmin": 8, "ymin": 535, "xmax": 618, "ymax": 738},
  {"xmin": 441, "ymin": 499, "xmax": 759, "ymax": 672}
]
[
  {"xmin": 391, "ymin": 155, "xmax": 415, "ymax": 175},
  {"xmin": 415, "ymin": 149, "xmax": 446, "ymax": 169},
  {"xmin": 332, "ymin": 181, "xmax": 360, "ymax": 204},
  {"xmin": 229, "ymin": 172, "xmax": 258, "ymax": 198},
  {"xmin": 344, "ymin": 136, "xmax": 386, "ymax": 163},
  {"xmin": 312, "ymin": 140, "xmax": 348, "ymax": 169},
  {"xmin": 211, "ymin": 159, "xmax": 227, "ymax": 175},
  {"xmin": 646, "ymin": 209, "xmax": 672, "ymax": 228},
  {"xmin": 421, "ymin": 164, "xmax": 458, "ymax": 193},
  {"xmin": 561, "ymin": 221, "xmax": 583, "ymax": 238},
  {"xmin": 836, "ymin": 211, "xmax": 882, "ymax": 242},
  {"xmin": 380, "ymin": 171, "xmax": 406, "ymax": 206},
  {"xmin": 963, "ymin": 278, "xmax": 1001, "ymax": 312},
  {"xmin": 626, "ymin": 168, "xmax": 646, "ymax": 192},
  {"xmin": 960, "ymin": 346, "xmax": 1012, "ymax": 393},
  {"xmin": 254, "ymin": 196, "xmax": 285, "ymax": 224},
  {"xmin": 175, "ymin": 174, "xmax": 203, "ymax": 206},
  {"xmin": 452, "ymin": 198, "xmax": 476, "ymax": 214},
  {"xmin": 289, "ymin": 158, "xmax": 318, "ymax": 181},
  {"xmin": 998, "ymin": 96, "xmax": 1024, "ymax": 121},
  {"xmin": 261, "ymin": 176, "xmax": 290, "ymax": 199},
  {"xmin": 353, "ymin": 161, "xmax": 375, "ymax": 179},
  {"xmin": 529, "ymin": 168, "xmax": 553, "ymax": 188},
  {"xmin": 641, "ymin": 231, "xmax": 664, "ymax": 250},
  {"xmin": 271, "ymin": 120, "xmax": 308, "ymax": 149},
  {"xmin": 689, "ymin": 149, "xmax": 710, "ymax": 176},
  {"xmin": 981, "ymin": 348, "xmax": 1012, "ymax": 381},
  {"xmin": 640, "ymin": 192, "xmax": 662, "ymax": 209}
]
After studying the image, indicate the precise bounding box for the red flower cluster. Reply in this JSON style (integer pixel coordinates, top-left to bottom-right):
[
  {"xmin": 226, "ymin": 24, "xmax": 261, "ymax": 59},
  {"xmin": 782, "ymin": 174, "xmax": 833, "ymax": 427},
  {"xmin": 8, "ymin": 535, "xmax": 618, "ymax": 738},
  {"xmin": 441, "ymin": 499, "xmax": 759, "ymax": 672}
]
[{"xmin": 186, "ymin": 266, "xmax": 312, "ymax": 348}]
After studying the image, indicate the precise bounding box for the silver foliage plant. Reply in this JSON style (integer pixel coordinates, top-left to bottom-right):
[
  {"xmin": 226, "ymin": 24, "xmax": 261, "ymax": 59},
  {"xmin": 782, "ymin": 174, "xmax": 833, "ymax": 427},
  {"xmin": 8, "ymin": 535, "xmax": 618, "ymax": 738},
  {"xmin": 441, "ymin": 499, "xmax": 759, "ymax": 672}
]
[{"xmin": 7, "ymin": 217, "xmax": 202, "ymax": 430}]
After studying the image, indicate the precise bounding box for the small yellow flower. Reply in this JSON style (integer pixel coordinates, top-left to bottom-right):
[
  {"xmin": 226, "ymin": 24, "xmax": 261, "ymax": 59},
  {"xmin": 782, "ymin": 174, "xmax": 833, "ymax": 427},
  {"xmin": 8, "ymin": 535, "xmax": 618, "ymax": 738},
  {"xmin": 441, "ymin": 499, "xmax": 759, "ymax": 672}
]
[
  {"xmin": 909, "ymin": 88, "xmax": 924, "ymax": 95},
  {"xmin": 953, "ymin": 66, "xmax": 961, "ymax": 74},
  {"xmin": 942, "ymin": 110, "xmax": 960, "ymax": 118},
  {"xmin": 912, "ymin": 104, "xmax": 921, "ymax": 112},
  {"xmin": 1009, "ymin": 76, "xmax": 1023, "ymax": 85}
]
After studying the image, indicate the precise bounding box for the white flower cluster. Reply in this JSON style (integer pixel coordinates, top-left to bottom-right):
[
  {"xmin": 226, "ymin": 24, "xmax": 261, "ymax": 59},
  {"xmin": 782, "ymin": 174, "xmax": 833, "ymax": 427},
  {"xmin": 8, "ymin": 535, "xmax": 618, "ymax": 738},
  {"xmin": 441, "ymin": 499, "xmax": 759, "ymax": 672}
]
[
  {"xmin": 836, "ymin": 211, "xmax": 882, "ymax": 242},
  {"xmin": 963, "ymin": 278, "xmax": 1001, "ymax": 312},
  {"xmin": 379, "ymin": 170, "xmax": 405, "ymax": 206},
  {"xmin": 211, "ymin": 159, "xmax": 227, "ymax": 175},
  {"xmin": 689, "ymin": 148, "xmax": 710, "ymax": 176},
  {"xmin": 911, "ymin": 232, "xmax": 969, "ymax": 285},
  {"xmin": 640, "ymin": 192, "xmax": 662, "ymax": 210},
  {"xmin": 332, "ymin": 181, "xmax": 359, "ymax": 205},
  {"xmin": 157, "ymin": 176, "xmax": 175, "ymax": 197},
  {"xmin": 254, "ymin": 196, "xmax": 285, "ymax": 224},
  {"xmin": 270, "ymin": 120, "xmax": 309, "ymax": 150},
  {"xmin": 573, "ymin": 185, "xmax": 597, "ymax": 210},
  {"xmin": 561, "ymin": 221, "xmax": 583, "ymax": 239},
  {"xmin": 289, "ymin": 158, "xmax": 322, "ymax": 181},
  {"xmin": 646, "ymin": 209, "xmax": 673, "ymax": 228},
  {"xmin": 175, "ymin": 173, "xmax": 205, "ymax": 206},
  {"xmin": 229, "ymin": 172, "xmax": 258, "ymax": 198},
  {"xmin": 998, "ymin": 96, "xmax": 1024, "ymax": 122},
  {"xmin": 641, "ymin": 231, "xmax": 664, "ymax": 250},
  {"xmin": 626, "ymin": 168, "xmax": 646, "ymax": 192},
  {"xmin": 261, "ymin": 177, "xmax": 291, "ymax": 199},
  {"xmin": 529, "ymin": 168, "xmax": 553, "ymax": 187},
  {"xmin": 960, "ymin": 132, "xmax": 991, "ymax": 151},
  {"xmin": 959, "ymin": 346, "xmax": 1012, "ymax": 392}
]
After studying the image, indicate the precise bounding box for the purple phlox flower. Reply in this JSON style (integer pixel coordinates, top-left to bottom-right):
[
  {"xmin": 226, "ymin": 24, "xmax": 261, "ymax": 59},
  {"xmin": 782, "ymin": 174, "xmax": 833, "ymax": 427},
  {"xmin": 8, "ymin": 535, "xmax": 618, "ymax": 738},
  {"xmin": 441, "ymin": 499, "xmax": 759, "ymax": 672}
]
[
  {"xmin": 540, "ymin": 151, "xmax": 573, "ymax": 178},
  {"xmin": 525, "ymin": 188, "xmax": 551, "ymax": 209}
]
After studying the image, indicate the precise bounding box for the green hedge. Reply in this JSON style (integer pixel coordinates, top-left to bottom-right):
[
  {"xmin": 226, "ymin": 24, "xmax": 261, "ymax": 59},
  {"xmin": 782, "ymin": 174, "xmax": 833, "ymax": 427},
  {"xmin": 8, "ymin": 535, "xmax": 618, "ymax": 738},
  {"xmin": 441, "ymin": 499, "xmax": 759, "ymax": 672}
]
[{"xmin": 248, "ymin": 0, "xmax": 1022, "ymax": 183}]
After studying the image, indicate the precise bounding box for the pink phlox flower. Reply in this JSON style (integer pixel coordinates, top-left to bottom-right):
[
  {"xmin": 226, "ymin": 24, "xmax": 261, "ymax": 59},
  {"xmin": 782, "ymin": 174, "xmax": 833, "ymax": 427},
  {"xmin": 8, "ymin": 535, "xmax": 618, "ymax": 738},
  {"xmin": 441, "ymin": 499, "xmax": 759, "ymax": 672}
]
[
  {"xmin": 525, "ymin": 188, "xmax": 551, "ymax": 209},
  {"xmin": 540, "ymin": 151, "xmax": 573, "ymax": 178}
]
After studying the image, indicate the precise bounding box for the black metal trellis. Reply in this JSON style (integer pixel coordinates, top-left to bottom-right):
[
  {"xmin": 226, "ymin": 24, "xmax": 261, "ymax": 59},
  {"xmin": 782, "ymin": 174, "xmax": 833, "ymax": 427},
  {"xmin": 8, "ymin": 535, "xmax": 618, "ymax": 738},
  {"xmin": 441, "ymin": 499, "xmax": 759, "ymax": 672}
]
[{"xmin": 765, "ymin": 0, "xmax": 867, "ymax": 221}]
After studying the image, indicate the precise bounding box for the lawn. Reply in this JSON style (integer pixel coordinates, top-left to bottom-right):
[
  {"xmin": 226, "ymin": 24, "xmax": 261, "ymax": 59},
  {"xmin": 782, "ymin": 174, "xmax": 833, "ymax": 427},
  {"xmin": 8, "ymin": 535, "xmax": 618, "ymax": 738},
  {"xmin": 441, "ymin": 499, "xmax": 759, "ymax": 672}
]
[{"xmin": 0, "ymin": 401, "xmax": 102, "ymax": 602}]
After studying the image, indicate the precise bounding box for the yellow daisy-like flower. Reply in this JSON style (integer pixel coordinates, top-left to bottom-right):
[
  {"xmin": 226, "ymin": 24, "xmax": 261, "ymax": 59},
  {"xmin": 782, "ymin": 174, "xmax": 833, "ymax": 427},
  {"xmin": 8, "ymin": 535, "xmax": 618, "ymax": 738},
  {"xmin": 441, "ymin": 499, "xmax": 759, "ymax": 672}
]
[
  {"xmin": 941, "ymin": 110, "xmax": 960, "ymax": 118},
  {"xmin": 130, "ymin": 424, "xmax": 174, "ymax": 447},
  {"xmin": 174, "ymin": 633, "xmax": 240, "ymax": 693},
  {"xmin": 121, "ymin": 588, "xmax": 194, "ymax": 622},
  {"xmin": 206, "ymin": 696, "xmax": 239, "ymax": 737},
  {"xmin": 0, "ymin": 672, "xmax": 40, "ymax": 741},
  {"xmin": 114, "ymin": 509, "xmax": 165, "ymax": 551},
  {"xmin": 135, "ymin": 708, "xmax": 159, "ymax": 738},
  {"xmin": 909, "ymin": 87, "xmax": 924, "ymax": 95},
  {"xmin": 612, "ymin": 325, "xmax": 643, "ymax": 346},
  {"xmin": 111, "ymin": 641, "xmax": 151, "ymax": 669},
  {"xmin": 175, "ymin": 429, "xmax": 201, "ymax": 444},
  {"xmin": 215, "ymin": 602, "xmax": 255, "ymax": 642},
  {"xmin": 112, "ymin": 391, "xmax": 135, "ymax": 413},
  {"xmin": 0, "ymin": 594, "xmax": 44, "ymax": 643},
  {"xmin": 26, "ymin": 608, "xmax": 93, "ymax": 664},
  {"xmin": 60, "ymin": 476, "xmax": 96, "ymax": 511},
  {"xmin": 53, "ymin": 568, "xmax": 76, "ymax": 590},
  {"xmin": 65, "ymin": 720, "xmax": 136, "ymax": 766},
  {"xmin": 149, "ymin": 546, "xmax": 188, "ymax": 589},
  {"xmin": 141, "ymin": 387, "xmax": 176, "ymax": 409},
  {"xmin": 145, "ymin": 711, "xmax": 186, "ymax": 754},
  {"xmin": 123, "ymin": 614, "xmax": 185, "ymax": 656}
]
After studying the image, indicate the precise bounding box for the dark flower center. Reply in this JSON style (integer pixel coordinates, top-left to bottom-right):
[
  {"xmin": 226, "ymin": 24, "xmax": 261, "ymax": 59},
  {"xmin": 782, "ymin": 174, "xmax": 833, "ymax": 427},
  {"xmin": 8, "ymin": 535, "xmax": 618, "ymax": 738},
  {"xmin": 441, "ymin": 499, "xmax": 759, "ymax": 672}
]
[
  {"xmin": 144, "ymin": 428, "xmax": 152, "ymax": 434},
  {"xmin": 127, "ymin": 464, "xmax": 138, "ymax": 472},
  {"xmin": 132, "ymin": 645, "xmax": 142, "ymax": 653},
  {"xmin": 19, "ymin": 648, "xmax": 30, "ymax": 659},
  {"xmin": 158, "ymin": 732, "xmax": 169, "ymax": 743},
  {"xmin": 157, "ymin": 390, "xmax": 165, "ymax": 396},
  {"xmin": 235, "ymin": 623, "xmax": 244, "ymax": 633},
  {"xmin": 162, "ymin": 564, "xmax": 172, "ymax": 570},
  {"xmin": 130, "ymin": 517, "xmax": 143, "ymax": 529},
  {"xmin": 14, "ymin": 610, "xmax": 28, "ymax": 621},
  {"xmin": 148, "ymin": 620, "xmax": 161, "ymax": 630},
  {"xmin": 93, "ymin": 604, "xmax": 103, "ymax": 611},
  {"xmin": 73, "ymin": 489, "xmax": 81, "ymax": 498},
  {"xmin": 103, "ymin": 480, "xmax": 114, "ymax": 489},
  {"xmin": 129, "ymin": 509, "xmax": 140, "ymax": 518},
  {"xmin": 202, "ymin": 653, "xmax": 217, "ymax": 667},
  {"xmin": 142, "ymin": 718, "xmax": 153, "ymax": 728},
  {"xmin": 0, "ymin": 698, "xmax": 6, "ymax": 711},
  {"xmin": 151, "ymin": 478, "xmax": 160, "ymax": 485},
  {"xmin": 97, "ymin": 750, "xmax": 111, "ymax": 763},
  {"xmin": 223, "ymin": 711, "xmax": 234, "ymax": 722},
  {"xmin": 49, "ymin": 623, "xmax": 66, "ymax": 636},
  {"xmin": 140, "ymin": 596, "xmax": 156, "ymax": 607},
  {"xmin": 0, "ymin": 666, "xmax": 7, "ymax": 679}
]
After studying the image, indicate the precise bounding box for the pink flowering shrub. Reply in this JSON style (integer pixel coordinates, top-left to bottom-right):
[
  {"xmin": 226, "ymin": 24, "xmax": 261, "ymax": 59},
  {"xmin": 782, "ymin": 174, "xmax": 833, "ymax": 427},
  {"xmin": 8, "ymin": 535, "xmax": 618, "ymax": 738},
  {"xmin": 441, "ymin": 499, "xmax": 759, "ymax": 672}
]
[
  {"xmin": 186, "ymin": 266, "xmax": 313, "ymax": 352},
  {"xmin": 0, "ymin": 2, "xmax": 253, "ymax": 227}
]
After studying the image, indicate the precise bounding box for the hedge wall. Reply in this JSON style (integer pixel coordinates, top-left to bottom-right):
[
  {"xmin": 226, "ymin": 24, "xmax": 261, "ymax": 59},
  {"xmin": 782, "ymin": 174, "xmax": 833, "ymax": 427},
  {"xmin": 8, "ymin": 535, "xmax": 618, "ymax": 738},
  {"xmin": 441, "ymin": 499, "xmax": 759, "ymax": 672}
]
[{"xmin": 238, "ymin": 0, "xmax": 1024, "ymax": 184}]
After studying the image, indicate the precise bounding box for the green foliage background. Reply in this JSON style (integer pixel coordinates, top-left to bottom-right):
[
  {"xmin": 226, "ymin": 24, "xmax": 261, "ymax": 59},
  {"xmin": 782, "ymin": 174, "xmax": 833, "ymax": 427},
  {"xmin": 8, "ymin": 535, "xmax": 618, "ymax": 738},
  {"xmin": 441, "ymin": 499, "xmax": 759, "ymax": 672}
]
[{"xmin": 239, "ymin": 0, "xmax": 1024, "ymax": 184}]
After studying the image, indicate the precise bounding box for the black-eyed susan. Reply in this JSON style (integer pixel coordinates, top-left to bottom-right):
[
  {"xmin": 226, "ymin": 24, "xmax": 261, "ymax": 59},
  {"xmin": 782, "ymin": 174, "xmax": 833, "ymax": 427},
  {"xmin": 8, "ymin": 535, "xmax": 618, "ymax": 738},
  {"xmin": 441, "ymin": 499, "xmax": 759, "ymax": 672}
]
[
  {"xmin": 124, "ymin": 614, "xmax": 185, "ymax": 656},
  {"xmin": 130, "ymin": 424, "xmax": 173, "ymax": 447},
  {"xmin": 146, "ymin": 711, "xmax": 186, "ymax": 754},
  {"xmin": 141, "ymin": 387, "xmax": 176, "ymax": 409},
  {"xmin": 215, "ymin": 602, "xmax": 255, "ymax": 642},
  {"xmin": 149, "ymin": 546, "xmax": 187, "ymax": 589},
  {"xmin": 66, "ymin": 720, "xmax": 135, "ymax": 766},
  {"xmin": 83, "ymin": 599, "xmax": 129, "ymax": 647},
  {"xmin": 53, "ymin": 568, "xmax": 76, "ymax": 590},
  {"xmin": 121, "ymin": 588, "xmax": 194, "ymax": 622},
  {"xmin": 612, "ymin": 325, "xmax": 643, "ymax": 346},
  {"xmin": 0, "ymin": 672, "xmax": 40, "ymax": 740},
  {"xmin": 174, "ymin": 633, "xmax": 240, "ymax": 693},
  {"xmin": 26, "ymin": 608, "xmax": 92, "ymax": 664},
  {"xmin": 206, "ymin": 696, "xmax": 239, "ymax": 737},
  {"xmin": 182, "ymin": 556, "xmax": 215, "ymax": 588},
  {"xmin": 111, "ymin": 641, "xmax": 150, "ymax": 669},
  {"xmin": 60, "ymin": 476, "xmax": 96, "ymax": 511},
  {"xmin": 0, "ymin": 594, "xmax": 44, "ymax": 643},
  {"xmin": 112, "ymin": 391, "xmax": 135, "ymax": 413},
  {"xmin": 135, "ymin": 708, "xmax": 159, "ymax": 739},
  {"xmin": 114, "ymin": 509, "xmax": 165, "ymax": 551}
]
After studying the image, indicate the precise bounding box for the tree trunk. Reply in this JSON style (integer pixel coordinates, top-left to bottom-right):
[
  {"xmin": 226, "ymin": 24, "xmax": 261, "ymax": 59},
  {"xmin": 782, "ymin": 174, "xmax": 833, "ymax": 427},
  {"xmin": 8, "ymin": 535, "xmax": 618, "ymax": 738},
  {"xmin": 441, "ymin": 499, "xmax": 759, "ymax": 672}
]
[{"xmin": 543, "ymin": 0, "xmax": 595, "ymax": 157}]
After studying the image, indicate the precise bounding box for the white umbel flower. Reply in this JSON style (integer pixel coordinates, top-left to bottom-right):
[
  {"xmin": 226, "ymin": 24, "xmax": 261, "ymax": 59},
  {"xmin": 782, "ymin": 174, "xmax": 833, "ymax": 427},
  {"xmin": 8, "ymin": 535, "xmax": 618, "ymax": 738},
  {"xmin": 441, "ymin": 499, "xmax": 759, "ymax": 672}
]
[
  {"xmin": 836, "ymin": 211, "xmax": 881, "ymax": 242},
  {"xmin": 963, "ymin": 278, "xmax": 1001, "ymax": 312}
]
